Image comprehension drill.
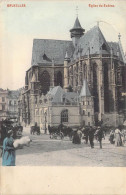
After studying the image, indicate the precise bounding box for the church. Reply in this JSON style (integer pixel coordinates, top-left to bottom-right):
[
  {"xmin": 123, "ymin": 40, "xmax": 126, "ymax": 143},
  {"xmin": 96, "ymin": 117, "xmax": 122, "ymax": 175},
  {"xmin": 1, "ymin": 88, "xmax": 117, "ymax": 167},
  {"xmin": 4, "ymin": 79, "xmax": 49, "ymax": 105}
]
[{"xmin": 19, "ymin": 16, "xmax": 126, "ymax": 130}]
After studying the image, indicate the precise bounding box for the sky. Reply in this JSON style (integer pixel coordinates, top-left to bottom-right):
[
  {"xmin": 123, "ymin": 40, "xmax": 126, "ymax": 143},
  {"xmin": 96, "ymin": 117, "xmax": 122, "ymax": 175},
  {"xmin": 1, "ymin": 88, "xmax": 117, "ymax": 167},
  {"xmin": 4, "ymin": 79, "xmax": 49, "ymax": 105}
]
[{"xmin": 0, "ymin": 0, "xmax": 126, "ymax": 90}]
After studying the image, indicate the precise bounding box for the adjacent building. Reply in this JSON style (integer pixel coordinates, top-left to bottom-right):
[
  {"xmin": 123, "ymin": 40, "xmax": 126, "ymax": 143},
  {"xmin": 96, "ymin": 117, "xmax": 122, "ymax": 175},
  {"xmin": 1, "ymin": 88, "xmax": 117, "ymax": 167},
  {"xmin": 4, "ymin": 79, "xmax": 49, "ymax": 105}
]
[
  {"xmin": 0, "ymin": 89, "xmax": 21, "ymax": 122},
  {"xmin": 0, "ymin": 88, "xmax": 8, "ymax": 121}
]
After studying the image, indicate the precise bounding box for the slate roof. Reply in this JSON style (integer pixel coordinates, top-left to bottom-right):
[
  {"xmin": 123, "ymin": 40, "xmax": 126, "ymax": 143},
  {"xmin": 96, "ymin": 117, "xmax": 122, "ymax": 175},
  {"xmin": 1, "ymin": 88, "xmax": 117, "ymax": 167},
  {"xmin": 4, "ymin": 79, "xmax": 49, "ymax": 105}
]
[
  {"xmin": 48, "ymin": 86, "xmax": 65, "ymax": 103},
  {"xmin": 80, "ymin": 80, "xmax": 91, "ymax": 97},
  {"xmin": 31, "ymin": 24, "xmax": 125, "ymax": 66},
  {"xmin": 70, "ymin": 17, "xmax": 84, "ymax": 30},
  {"xmin": 31, "ymin": 39, "xmax": 74, "ymax": 66},
  {"xmin": 47, "ymin": 86, "xmax": 78, "ymax": 103},
  {"xmin": 65, "ymin": 92, "xmax": 78, "ymax": 103},
  {"xmin": 107, "ymin": 42, "xmax": 123, "ymax": 61},
  {"xmin": 78, "ymin": 26, "xmax": 110, "ymax": 57}
]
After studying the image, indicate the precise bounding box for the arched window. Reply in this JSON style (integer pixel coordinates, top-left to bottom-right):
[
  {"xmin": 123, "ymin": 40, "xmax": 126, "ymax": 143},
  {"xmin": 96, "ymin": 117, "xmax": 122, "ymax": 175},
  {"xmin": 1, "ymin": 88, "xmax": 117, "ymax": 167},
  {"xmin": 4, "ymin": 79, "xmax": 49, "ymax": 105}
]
[
  {"xmin": 56, "ymin": 71, "xmax": 62, "ymax": 87},
  {"xmin": 61, "ymin": 109, "xmax": 68, "ymax": 123},
  {"xmin": 92, "ymin": 63, "xmax": 99, "ymax": 112},
  {"xmin": 40, "ymin": 70, "xmax": 50, "ymax": 94},
  {"xmin": 103, "ymin": 63, "xmax": 109, "ymax": 112}
]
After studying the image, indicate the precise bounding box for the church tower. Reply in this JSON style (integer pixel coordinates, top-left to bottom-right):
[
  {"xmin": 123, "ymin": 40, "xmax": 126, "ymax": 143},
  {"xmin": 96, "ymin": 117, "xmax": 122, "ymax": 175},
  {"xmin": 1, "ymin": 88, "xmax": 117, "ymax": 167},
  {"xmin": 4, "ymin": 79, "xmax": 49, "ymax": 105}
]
[{"xmin": 70, "ymin": 17, "xmax": 85, "ymax": 48}]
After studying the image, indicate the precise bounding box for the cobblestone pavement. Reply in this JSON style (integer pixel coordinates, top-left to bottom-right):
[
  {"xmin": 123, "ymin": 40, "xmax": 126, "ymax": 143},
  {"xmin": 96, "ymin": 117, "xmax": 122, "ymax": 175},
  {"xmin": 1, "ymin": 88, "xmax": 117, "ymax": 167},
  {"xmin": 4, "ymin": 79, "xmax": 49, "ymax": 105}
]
[{"xmin": 0, "ymin": 127, "xmax": 126, "ymax": 166}]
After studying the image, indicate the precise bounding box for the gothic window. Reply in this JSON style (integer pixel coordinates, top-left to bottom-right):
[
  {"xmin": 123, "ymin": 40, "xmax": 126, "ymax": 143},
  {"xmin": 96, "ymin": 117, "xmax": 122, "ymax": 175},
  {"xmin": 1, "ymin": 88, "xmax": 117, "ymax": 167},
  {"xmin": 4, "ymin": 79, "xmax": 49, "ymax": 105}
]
[
  {"xmin": 88, "ymin": 112, "xmax": 90, "ymax": 117},
  {"xmin": 83, "ymin": 64, "xmax": 87, "ymax": 79},
  {"xmin": 57, "ymin": 71, "xmax": 63, "ymax": 87},
  {"xmin": 61, "ymin": 109, "xmax": 68, "ymax": 123},
  {"xmin": 40, "ymin": 70, "xmax": 50, "ymax": 95},
  {"xmin": 103, "ymin": 64, "xmax": 110, "ymax": 112},
  {"xmin": 93, "ymin": 63, "xmax": 99, "ymax": 112}
]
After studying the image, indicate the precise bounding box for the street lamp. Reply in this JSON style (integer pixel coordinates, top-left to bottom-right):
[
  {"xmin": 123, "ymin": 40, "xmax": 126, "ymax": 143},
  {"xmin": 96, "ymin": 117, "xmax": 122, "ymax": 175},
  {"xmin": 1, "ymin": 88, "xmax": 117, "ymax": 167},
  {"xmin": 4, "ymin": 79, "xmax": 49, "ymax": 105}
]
[{"xmin": 44, "ymin": 111, "xmax": 47, "ymax": 134}]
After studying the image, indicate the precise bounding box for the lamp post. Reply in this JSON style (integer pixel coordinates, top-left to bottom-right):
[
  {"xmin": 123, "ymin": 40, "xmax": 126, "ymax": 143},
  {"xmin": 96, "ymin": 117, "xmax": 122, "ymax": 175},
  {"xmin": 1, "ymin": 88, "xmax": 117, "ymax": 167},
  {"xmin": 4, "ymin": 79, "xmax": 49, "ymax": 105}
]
[{"xmin": 44, "ymin": 111, "xmax": 47, "ymax": 134}]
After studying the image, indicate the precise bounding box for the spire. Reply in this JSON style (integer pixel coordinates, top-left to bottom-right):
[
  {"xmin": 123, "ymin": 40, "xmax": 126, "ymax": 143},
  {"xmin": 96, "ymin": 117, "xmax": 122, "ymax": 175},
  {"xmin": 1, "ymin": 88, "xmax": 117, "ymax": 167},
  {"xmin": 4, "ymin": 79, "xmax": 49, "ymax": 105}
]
[
  {"xmin": 70, "ymin": 17, "xmax": 85, "ymax": 38},
  {"xmin": 118, "ymin": 33, "xmax": 126, "ymax": 63},
  {"xmin": 80, "ymin": 80, "xmax": 91, "ymax": 97}
]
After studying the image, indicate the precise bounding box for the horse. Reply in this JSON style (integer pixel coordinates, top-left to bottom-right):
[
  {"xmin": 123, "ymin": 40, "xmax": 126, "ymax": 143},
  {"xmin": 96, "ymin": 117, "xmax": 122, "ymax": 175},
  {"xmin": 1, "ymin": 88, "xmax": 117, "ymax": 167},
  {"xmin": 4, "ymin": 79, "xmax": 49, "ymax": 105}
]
[
  {"xmin": 30, "ymin": 125, "xmax": 40, "ymax": 135},
  {"xmin": 48, "ymin": 125, "xmax": 63, "ymax": 139}
]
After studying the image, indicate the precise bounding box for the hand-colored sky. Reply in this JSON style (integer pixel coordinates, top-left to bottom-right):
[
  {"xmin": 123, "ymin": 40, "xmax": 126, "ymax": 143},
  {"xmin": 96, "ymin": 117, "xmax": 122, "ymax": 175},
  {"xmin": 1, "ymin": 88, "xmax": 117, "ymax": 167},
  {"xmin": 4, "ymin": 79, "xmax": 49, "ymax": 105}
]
[{"xmin": 0, "ymin": 0, "xmax": 126, "ymax": 90}]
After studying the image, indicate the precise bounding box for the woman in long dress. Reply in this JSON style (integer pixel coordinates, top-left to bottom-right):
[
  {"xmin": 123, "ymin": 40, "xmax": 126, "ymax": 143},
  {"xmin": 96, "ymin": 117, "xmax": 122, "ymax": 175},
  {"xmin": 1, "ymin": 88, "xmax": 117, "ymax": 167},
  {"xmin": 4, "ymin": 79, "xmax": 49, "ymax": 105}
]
[
  {"xmin": 114, "ymin": 128, "xmax": 122, "ymax": 147},
  {"xmin": 2, "ymin": 130, "xmax": 16, "ymax": 166}
]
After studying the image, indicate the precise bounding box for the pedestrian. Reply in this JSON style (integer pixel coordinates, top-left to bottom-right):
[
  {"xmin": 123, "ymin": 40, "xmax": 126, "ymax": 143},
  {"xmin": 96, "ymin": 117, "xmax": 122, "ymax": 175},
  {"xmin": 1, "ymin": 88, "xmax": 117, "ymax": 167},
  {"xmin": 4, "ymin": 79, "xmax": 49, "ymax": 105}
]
[
  {"xmin": 82, "ymin": 127, "xmax": 89, "ymax": 144},
  {"xmin": 115, "ymin": 127, "xmax": 122, "ymax": 146},
  {"xmin": 95, "ymin": 126, "xmax": 105, "ymax": 149},
  {"xmin": 2, "ymin": 130, "xmax": 16, "ymax": 166},
  {"xmin": 88, "ymin": 127, "xmax": 95, "ymax": 148},
  {"xmin": 109, "ymin": 130, "xmax": 115, "ymax": 144},
  {"xmin": 72, "ymin": 129, "xmax": 81, "ymax": 144},
  {"xmin": 77, "ymin": 129, "xmax": 82, "ymax": 144},
  {"xmin": 121, "ymin": 129, "xmax": 125, "ymax": 146}
]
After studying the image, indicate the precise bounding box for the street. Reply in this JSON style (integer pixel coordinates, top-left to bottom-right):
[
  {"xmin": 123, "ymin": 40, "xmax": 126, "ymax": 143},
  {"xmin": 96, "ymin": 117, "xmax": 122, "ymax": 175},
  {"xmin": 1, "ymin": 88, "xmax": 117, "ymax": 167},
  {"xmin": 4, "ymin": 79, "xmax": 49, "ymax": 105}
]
[{"xmin": 0, "ymin": 127, "xmax": 126, "ymax": 166}]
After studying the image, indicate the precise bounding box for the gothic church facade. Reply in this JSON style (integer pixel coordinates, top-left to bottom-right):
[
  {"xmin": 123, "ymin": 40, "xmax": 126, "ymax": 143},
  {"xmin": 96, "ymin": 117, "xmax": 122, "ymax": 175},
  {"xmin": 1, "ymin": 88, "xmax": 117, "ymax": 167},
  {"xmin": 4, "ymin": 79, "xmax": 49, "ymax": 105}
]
[{"xmin": 19, "ymin": 17, "xmax": 126, "ymax": 128}]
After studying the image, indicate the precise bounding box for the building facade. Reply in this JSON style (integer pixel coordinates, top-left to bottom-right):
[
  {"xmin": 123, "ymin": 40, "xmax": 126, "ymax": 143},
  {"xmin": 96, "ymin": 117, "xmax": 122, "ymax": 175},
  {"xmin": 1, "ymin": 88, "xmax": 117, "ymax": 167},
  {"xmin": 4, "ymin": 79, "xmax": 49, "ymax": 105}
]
[
  {"xmin": 8, "ymin": 90, "xmax": 20, "ymax": 121},
  {"xmin": 0, "ymin": 89, "xmax": 21, "ymax": 122},
  {"xmin": 0, "ymin": 89, "xmax": 8, "ymax": 121},
  {"xmin": 20, "ymin": 17, "xmax": 126, "ymax": 128}
]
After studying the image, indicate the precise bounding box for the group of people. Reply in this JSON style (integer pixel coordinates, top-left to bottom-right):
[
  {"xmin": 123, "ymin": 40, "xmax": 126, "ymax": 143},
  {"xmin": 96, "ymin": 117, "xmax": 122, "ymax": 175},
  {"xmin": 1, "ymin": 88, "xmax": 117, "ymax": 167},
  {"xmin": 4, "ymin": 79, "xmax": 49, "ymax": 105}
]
[
  {"xmin": 72, "ymin": 126, "xmax": 126, "ymax": 149},
  {"xmin": 72, "ymin": 126, "xmax": 105, "ymax": 149}
]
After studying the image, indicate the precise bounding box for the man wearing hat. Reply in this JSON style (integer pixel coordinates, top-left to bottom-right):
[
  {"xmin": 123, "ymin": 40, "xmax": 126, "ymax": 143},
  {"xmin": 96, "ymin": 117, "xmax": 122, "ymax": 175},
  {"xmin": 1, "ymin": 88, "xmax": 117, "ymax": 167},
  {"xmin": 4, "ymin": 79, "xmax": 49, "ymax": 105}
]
[{"xmin": 2, "ymin": 130, "xmax": 16, "ymax": 166}]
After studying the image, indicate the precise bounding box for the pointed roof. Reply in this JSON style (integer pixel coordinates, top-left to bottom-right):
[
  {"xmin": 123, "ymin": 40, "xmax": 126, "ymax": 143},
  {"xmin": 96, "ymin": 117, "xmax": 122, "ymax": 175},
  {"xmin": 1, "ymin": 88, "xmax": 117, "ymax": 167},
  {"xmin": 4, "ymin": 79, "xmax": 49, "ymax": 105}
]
[
  {"xmin": 48, "ymin": 86, "xmax": 65, "ymax": 103},
  {"xmin": 80, "ymin": 80, "xmax": 91, "ymax": 97},
  {"xmin": 71, "ymin": 17, "xmax": 84, "ymax": 30},
  {"xmin": 78, "ymin": 26, "xmax": 110, "ymax": 57},
  {"xmin": 118, "ymin": 35, "xmax": 126, "ymax": 63},
  {"xmin": 70, "ymin": 17, "xmax": 85, "ymax": 38}
]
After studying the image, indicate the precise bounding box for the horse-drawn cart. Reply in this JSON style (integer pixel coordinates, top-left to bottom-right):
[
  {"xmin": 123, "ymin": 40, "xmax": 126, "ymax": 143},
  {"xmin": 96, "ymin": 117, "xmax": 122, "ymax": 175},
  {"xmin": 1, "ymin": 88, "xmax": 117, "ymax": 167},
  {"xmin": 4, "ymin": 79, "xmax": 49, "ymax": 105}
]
[{"xmin": 48, "ymin": 124, "xmax": 73, "ymax": 140}]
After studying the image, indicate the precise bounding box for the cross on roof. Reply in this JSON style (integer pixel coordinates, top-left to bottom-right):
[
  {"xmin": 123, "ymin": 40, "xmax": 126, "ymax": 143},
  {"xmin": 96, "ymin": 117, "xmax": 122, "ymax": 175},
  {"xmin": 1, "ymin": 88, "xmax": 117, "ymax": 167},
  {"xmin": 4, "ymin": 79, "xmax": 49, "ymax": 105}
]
[
  {"xmin": 76, "ymin": 6, "xmax": 78, "ymax": 16},
  {"xmin": 118, "ymin": 33, "xmax": 121, "ymax": 40}
]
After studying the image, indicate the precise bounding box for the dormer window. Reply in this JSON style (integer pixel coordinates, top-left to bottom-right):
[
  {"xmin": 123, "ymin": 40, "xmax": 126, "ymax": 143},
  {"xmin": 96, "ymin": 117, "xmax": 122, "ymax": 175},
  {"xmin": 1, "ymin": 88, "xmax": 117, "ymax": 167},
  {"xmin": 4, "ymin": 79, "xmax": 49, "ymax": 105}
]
[
  {"xmin": 43, "ymin": 53, "xmax": 51, "ymax": 62},
  {"xmin": 102, "ymin": 43, "xmax": 107, "ymax": 51}
]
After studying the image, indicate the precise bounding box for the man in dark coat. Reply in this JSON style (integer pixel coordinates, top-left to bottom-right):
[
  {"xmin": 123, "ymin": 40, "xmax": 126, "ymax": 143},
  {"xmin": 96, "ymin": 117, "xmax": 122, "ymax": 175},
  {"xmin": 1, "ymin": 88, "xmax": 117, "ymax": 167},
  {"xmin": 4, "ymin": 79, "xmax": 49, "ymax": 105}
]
[
  {"xmin": 96, "ymin": 126, "xmax": 105, "ymax": 149},
  {"xmin": 88, "ymin": 127, "xmax": 95, "ymax": 148}
]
